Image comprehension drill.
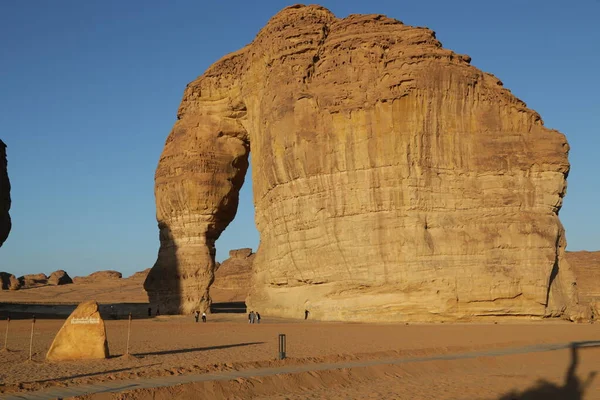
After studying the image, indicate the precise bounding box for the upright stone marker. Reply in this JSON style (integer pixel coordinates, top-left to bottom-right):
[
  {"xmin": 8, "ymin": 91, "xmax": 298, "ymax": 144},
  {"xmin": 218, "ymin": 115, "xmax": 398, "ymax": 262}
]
[{"xmin": 46, "ymin": 300, "xmax": 109, "ymax": 361}]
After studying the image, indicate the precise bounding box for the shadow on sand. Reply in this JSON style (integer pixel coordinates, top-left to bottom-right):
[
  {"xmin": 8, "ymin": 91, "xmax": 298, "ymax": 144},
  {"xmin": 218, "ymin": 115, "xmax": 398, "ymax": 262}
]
[
  {"xmin": 21, "ymin": 363, "xmax": 161, "ymax": 385},
  {"xmin": 499, "ymin": 341, "xmax": 600, "ymax": 400},
  {"xmin": 133, "ymin": 341, "xmax": 264, "ymax": 357},
  {"xmin": 210, "ymin": 301, "xmax": 247, "ymax": 314}
]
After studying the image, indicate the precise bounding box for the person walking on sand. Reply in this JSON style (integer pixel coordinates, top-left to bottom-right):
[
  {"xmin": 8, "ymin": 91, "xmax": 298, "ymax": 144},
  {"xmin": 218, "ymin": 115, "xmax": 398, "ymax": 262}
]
[
  {"xmin": 202, "ymin": 312, "xmax": 207, "ymax": 323},
  {"xmin": 256, "ymin": 312, "xmax": 261, "ymax": 324},
  {"xmin": 194, "ymin": 311, "xmax": 200, "ymax": 323},
  {"xmin": 250, "ymin": 311, "xmax": 256, "ymax": 324},
  {"xmin": 304, "ymin": 309, "xmax": 309, "ymax": 320},
  {"xmin": 248, "ymin": 311, "xmax": 252, "ymax": 324}
]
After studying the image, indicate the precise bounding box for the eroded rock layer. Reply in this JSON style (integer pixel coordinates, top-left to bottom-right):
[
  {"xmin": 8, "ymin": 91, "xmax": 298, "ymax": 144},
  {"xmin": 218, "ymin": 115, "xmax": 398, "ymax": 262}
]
[
  {"xmin": 0, "ymin": 140, "xmax": 10, "ymax": 248},
  {"xmin": 147, "ymin": 5, "xmax": 577, "ymax": 320}
]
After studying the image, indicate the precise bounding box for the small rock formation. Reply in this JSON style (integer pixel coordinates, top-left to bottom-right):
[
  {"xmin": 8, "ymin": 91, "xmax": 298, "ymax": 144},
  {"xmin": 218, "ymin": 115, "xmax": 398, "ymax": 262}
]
[
  {"xmin": 212, "ymin": 248, "xmax": 254, "ymax": 292},
  {"xmin": 127, "ymin": 268, "xmax": 151, "ymax": 280},
  {"xmin": 0, "ymin": 140, "xmax": 10, "ymax": 248},
  {"xmin": 18, "ymin": 273, "xmax": 48, "ymax": 289},
  {"xmin": 0, "ymin": 272, "xmax": 20, "ymax": 290},
  {"xmin": 147, "ymin": 5, "xmax": 578, "ymax": 320},
  {"xmin": 74, "ymin": 270, "xmax": 122, "ymax": 284},
  {"xmin": 567, "ymin": 251, "xmax": 600, "ymax": 318},
  {"xmin": 48, "ymin": 270, "xmax": 73, "ymax": 285},
  {"xmin": 46, "ymin": 300, "xmax": 109, "ymax": 361}
]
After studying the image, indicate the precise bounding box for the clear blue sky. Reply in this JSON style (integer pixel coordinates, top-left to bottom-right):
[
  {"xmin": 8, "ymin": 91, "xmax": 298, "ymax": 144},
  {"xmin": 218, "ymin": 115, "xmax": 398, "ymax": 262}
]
[{"xmin": 1, "ymin": 1, "xmax": 598, "ymax": 278}]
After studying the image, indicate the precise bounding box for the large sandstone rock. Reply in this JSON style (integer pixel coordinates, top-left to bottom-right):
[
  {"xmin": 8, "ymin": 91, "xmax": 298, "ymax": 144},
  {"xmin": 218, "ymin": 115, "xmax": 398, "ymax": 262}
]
[
  {"xmin": 46, "ymin": 300, "xmax": 109, "ymax": 361},
  {"xmin": 212, "ymin": 248, "xmax": 254, "ymax": 292},
  {"xmin": 48, "ymin": 270, "xmax": 73, "ymax": 285},
  {"xmin": 147, "ymin": 5, "xmax": 577, "ymax": 320},
  {"xmin": 0, "ymin": 140, "xmax": 10, "ymax": 248},
  {"xmin": 0, "ymin": 272, "xmax": 20, "ymax": 290}
]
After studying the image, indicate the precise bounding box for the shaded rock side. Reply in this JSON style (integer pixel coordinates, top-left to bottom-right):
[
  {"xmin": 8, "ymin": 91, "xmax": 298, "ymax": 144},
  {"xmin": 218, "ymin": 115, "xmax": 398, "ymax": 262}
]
[
  {"xmin": 46, "ymin": 300, "xmax": 109, "ymax": 361},
  {"xmin": 212, "ymin": 249, "xmax": 254, "ymax": 292},
  {"xmin": 0, "ymin": 140, "xmax": 10, "ymax": 248},
  {"xmin": 48, "ymin": 270, "xmax": 73, "ymax": 285},
  {"xmin": 148, "ymin": 5, "xmax": 577, "ymax": 320}
]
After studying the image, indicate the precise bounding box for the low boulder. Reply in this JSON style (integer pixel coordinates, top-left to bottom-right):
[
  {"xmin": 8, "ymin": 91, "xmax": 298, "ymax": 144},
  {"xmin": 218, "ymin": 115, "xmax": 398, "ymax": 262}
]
[
  {"xmin": 46, "ymin": 300, "xmax": 109, "ymax": 361},
  {"xmin": 73, "ymin": 270, "xmax": 122, "ymax": 284},
  {"xmin": 48, "ymin": 270, "xmax": 73, "ymax": 285}
]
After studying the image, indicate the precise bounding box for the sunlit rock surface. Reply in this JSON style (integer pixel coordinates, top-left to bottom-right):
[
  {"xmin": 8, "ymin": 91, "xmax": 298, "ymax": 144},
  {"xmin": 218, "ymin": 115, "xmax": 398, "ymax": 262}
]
[{"xmin": 146, "ymin": 5, "xmax": 577, "ymax": 320}]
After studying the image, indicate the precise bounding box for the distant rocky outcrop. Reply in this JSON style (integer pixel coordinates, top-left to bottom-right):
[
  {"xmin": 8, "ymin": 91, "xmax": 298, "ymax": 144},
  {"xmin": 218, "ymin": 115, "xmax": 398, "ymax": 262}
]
[
  {"xmin": 0, "ymin": 140, "xmax": 10, "ymax": 248},
  {"xmin": 146, "ymin": 5, "xmax": 577, "ymax": 321},
  {"xmin": 212, "ymin": 248, "xmax": 254, "ymax": 293},
  {"xmin": 567, "ymin": 251, "xmax": 600, "ymax": 317},
  {"xmin": 48, "ymin": 270, "xmax": 73, "ymax": 285},
  {"xmin": 0, "ymin": 272, "xmax": 20, "ymax": 290},
  {"xmin": 73, "ymin": 270, "xmax": 122, "ymax": 284},
  {"xmin": 127, "ymin": 268, "xmax": 150, "ymax": 280},
  {"xmin": 18, "ymin": 273, "xmax": 48, "ymax": 289}
]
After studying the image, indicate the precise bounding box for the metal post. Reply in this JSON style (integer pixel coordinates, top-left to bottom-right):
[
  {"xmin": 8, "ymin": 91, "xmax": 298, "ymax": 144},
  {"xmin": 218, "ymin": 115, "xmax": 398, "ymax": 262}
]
[
  {"xmin": 278, "ymin": 334, "xmax": 286, "ymax": 360},
  {"xmin": 3, "ymin": 316, "xmax": 9, "ymax": 350},
  {"xmin": 29, "ymin": 315, "xmax": 36, "ymax": 361},
  {"xmin": 126, "ymin": 313, "xmax": 132, "ymax": 356}
]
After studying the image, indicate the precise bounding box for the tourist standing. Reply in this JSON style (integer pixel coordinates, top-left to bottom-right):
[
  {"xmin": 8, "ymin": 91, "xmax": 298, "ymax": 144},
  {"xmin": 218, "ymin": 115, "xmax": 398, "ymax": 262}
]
[
  {"xmin": 194, "ymin": 311, "xmax": 200, "ymax": 322},
  {"xmin": 202, "ymin": 312, "xmax": 207, "ymax": 323},
  {"xmin": 256, "ymin": 312, "xmax": 261, "ymax": 324}
]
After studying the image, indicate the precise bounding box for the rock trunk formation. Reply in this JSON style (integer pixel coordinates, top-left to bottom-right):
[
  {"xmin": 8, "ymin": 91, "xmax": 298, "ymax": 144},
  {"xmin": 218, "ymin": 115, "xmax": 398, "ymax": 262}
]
[
  {"xmin": 146, "ymin": 5, "xmax": 578, "ymax": 320},
  {"xmin": 0, "ymin": 140, "xmax": 10, "ymax": 248}
]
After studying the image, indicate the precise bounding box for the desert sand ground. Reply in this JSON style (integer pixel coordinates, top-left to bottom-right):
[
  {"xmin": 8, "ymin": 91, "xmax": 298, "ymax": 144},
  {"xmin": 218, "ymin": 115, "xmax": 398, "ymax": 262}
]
[
  {"xmin": 0, "ymin": 315, "xmax": 599, "ymax": 399},
  {"xmin": 2, "ymin": 282, "xmax": 600, "ymax": 399}
]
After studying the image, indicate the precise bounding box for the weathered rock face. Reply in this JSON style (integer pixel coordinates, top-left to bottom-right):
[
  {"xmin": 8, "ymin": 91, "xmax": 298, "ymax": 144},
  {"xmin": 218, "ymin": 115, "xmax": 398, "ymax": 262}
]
[
  {"xmin": 0, "ymin": 272, "xmax": 20, "ymax": 290},
  {"xmin": 48, "ymin": 270, "xmax": 73, "ymax": 286},
  {"xmin": 212, "ymin": 248, "xmax": 254, "ymax": 292},
  {"xmin": 0, "ymin": 140, "xmax": 10, "ymax": 248},
  {"xmin": 148, "ymin": 5, "xmax": 577, "ymax": 320},
  {"xmin": 46, "ymin": 300, "xmax": 109, "ymax": 361}
]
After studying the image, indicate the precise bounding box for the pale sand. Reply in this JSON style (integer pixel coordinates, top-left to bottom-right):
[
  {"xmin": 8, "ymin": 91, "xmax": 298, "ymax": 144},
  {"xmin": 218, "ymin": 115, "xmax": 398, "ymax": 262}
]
[{"xmin": 2, "ymin": 282, "xmax": 600, "ymax": 399}]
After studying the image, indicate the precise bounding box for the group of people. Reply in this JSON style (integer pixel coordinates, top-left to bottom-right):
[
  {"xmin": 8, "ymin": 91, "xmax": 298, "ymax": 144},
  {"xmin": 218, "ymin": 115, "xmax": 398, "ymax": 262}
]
[
  {"xmin": 194, "ymin": 310, "xmax": 207, "ymax": 323},
  {"xmin": 248, "ymin": 310, "xmax": 261, "ymax": 323}
]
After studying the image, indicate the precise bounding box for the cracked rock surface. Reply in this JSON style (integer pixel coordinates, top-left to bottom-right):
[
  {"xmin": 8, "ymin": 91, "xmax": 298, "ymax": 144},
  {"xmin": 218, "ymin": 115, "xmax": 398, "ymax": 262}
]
[{"xmin": 146, "ymin": 5, "xmax": 577, "ymax": 321}]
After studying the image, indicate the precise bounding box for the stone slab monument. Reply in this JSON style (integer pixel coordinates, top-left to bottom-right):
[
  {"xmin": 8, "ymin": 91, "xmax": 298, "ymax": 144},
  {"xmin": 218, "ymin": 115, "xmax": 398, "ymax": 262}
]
[{"xmin": 46, "ymin": 300, "xmax": 109, "ymax": 361}]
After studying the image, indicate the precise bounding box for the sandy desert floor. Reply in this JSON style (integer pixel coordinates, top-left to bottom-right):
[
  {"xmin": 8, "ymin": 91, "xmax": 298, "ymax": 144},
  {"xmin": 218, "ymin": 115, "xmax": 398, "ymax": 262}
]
[
  {"xmin": 2, "ymin": 281, "xmax": 600, "ymax": 399},
  {"xmin": 0, "ymin": 314, "xmax": 599, "ymax": 399}
]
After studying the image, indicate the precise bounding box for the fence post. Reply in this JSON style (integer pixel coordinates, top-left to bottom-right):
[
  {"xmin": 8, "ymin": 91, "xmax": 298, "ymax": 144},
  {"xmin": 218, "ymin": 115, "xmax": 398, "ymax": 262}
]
[
  {"xmin": 3, "ymin": 316, "xmax": 9, "ymax": 350},
  {"xmin": 29, "ymin": 315, "xmax": 36, "ymax": 361},
  {"xmin": 278, "ymin": 334, "xmax": 286, "ymax": 360},
  {"xmin": 126, "ymin": 312, "xmax": 132, "ymax": 356}
]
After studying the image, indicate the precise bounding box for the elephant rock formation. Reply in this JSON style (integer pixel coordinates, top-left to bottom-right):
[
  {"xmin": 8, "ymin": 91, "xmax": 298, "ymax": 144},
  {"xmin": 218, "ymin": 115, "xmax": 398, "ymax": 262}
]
[{"xmin": 145, "ymin": 5, "xmax": 578, "ymax": 321}]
